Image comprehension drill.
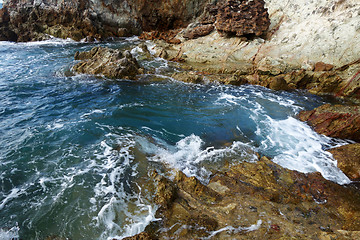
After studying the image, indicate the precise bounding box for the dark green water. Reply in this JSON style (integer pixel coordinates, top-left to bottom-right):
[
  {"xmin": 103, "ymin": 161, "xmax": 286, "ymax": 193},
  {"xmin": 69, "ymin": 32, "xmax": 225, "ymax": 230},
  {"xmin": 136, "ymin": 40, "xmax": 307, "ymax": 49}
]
[{"xmin": 0, "ymin": 38, "xmax": 350, "ymax": 239}]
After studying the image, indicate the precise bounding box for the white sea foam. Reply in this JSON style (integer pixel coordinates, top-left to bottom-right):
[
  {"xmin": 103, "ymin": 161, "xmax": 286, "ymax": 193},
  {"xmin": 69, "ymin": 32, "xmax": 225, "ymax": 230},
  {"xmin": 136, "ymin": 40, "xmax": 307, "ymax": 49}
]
[
  {"xmin": 0, "ymin": 36, "xmax": 76, "ymax": 47},
  {"xmin": 215, "ymin": 86, "xmax": 351, "ymax": 185},
  {"xmin": 0, "ymin": 188, "xmax": 25, "ymax": 210},
  {"xmin": 258, "ymin": 117, "xmax": 351, "ymax": 184},
  {"xmin": 0, "ymin": 224, "xmax": 20, "ymax": 240},
  {"xmin": 205, "ymin": 220, "xmax": 262, "ymax": 239},
  {"xmin": 145, "ymin": 134, "xmax": 258, "ymax": 183},
  {"xmin": 80, "ymin": 109, "xmax": 106, "ymax": 119},
  {"xmin": 90, "ymin": 133, "xmax": 157, "ymax": 239}
]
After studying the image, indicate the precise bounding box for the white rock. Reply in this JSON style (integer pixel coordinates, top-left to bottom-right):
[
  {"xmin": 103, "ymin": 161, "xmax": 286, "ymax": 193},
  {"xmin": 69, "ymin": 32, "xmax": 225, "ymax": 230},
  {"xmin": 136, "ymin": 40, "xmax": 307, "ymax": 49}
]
[{"xmin": 175, "ymin": 0, "xmax": 360, "ymax": 69}]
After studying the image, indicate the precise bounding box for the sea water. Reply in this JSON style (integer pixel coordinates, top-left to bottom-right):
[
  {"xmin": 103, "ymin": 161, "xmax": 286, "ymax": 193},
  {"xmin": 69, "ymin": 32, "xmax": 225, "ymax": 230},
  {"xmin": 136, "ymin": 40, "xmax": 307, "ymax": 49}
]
[{"xmin": 0, "ymin": 38, "xmax": 351, "ymax": 239}]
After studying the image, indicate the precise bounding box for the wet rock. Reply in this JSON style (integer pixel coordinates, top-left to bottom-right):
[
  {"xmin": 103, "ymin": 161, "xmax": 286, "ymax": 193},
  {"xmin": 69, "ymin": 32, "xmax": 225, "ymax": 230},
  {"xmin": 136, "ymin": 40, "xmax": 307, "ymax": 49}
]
[
  {"xmin": 153, "ymin": 171, "xmax": 176, "ymax": 210},
  {"xmin": 183, "ymin": 24, "xmax": 214, "ymax": 39},
  {"xmin": 121, "ymin": 232, "xmax": 152, "ymax": 240},
  {"xmin": 268, "ymin": 75, "xmax": 289, "ymax": 91},
  {"xmin": 328, "ymin": 143, "xmax": 360, "ymax": 181},
  {"xmin": 215, "ymin": 0, "xmax": 270, "ymax": 38},
  {"xmin": 298, "ymin": 104, "xmax": 360, "ymax": 141},
  {"xmin": 336, "ymin": 69, "xmax": 360, "ymax": 99},
  {"xmin": 171, "ymin": 71, "xmax": 205, "ymax": 84},
  {"xmin": 146, "ymin": 156, "xmax": 360, "ymax": 239},
  {"xmin": 72, "ymin": 47, "xmax": 141, "ymax": 80},
  {"xmin": 314, "ymin": 62, "xmax": 334, "ymax": 72}
]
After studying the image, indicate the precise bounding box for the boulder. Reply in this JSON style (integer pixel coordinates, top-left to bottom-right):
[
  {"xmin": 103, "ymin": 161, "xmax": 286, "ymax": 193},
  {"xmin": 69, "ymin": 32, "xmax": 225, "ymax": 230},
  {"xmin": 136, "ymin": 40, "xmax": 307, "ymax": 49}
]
[
  {"xmin": 146, "ymin": 156, "xmax": 360, "ymax": 239},
  {"xmin": 298, "ymin": 104, "xmax": 360, "ymax": 141},
  {"xmin": 72, "ymin": 47, "xmax": 141, "ymax": 80},
  {"xmin": 328, "ymin": 143, "xmax": 360, "ymax": 181},
  {"xmin": 215, "ymin": 0, "xmax": 270, "ymax": 38}
]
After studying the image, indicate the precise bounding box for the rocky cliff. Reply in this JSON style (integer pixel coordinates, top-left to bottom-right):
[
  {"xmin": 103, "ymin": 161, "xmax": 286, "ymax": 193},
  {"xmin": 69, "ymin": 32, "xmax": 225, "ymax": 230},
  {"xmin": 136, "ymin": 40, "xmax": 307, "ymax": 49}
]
[
  {"xmin": 2, "ymin": 0, "xmax": 359, "ymax": 71},
  {"xmin": 153, "ymin": 0, "xmax": 360, "ymax": 70},
  {"xmin": 0, "ymin": 0, "xmax": 208, "ymax": 41}
]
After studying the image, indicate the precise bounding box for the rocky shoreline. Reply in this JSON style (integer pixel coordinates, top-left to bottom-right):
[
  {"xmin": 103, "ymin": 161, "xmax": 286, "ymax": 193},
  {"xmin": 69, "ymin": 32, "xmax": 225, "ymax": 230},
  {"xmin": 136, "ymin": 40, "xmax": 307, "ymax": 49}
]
[{"xmin": 2, "ymin": 0, "xmax": 360, "ymax": 239}]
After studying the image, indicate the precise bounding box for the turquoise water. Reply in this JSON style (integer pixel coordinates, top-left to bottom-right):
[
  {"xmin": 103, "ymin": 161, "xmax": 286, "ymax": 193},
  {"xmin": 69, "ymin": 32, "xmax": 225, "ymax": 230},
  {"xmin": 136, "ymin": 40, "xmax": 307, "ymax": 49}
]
[{"xmin": 0, "ymin": 38, "xmax": 351, "ymax": 239}]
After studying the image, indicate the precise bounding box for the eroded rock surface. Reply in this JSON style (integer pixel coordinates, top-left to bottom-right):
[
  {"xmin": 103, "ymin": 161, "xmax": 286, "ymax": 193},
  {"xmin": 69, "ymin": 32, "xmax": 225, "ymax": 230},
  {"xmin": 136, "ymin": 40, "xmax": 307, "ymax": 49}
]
[
  {"xmin": 216, "ymin": 0, "xmax": 270, "ymax": 38},
  {"xmin": 1, "ymin": 0, "xmax": 208, "ymax": 42},
  {"xmin": 159, "ymin": 0, "xmax": 360, "ymax": 72},
  {"xmin": 298, "ymin": 104, "xmax": 360, "ymax": 141},
  {"xmin": 73, "ymin": 47, "xmax": 141, "ymax": 80},
  {"xmin": 145, "ymin": 157, "xmax": 360, "ymax": 239},
  {"xmin": 329, "ymin": 143, "xmax": 360, "ymax": 181},
  {"xmin": 1, "ymin": 0, "xmax": 138, "ymax": 42}
]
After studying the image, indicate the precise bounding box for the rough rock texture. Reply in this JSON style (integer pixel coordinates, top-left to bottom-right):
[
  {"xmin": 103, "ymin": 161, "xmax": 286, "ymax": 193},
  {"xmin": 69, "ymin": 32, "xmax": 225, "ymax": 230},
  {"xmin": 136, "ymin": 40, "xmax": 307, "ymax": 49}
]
[
  {"xmin": 139, "ymin": 30, "xmax": 181, "ymax": 44},
  {"xmin": 1, "ymin": 0, "xmax": 139, "ymax": 42},
  {"xmin": 122, "ymin": 232, "xmax": 152, "ymax": 240},
  {"xmin": 164, "ymin": 0, "xmax": 360, "ymax": 71},
  {"xmin": 1, "ymin": 0, "xmax": 208, "ymax": 42},
  {"xmin": 314, "ymin": 62, "xmax": 334, "ymax": 72},
  {"xmin": 183, "ymin": 24, "xmax": 215, "ymax": 39},
  {"xmin": 168, "ymin": 65, "xmax": 360, "ymax": 99},
  {"xmin": 72, "ymin": 47, "xmax": 141, "ymax": 80},
  {"xmin": 328, "ymin": 143, "xmax": 360, "ymax": 181},
  {"xmin": 145, "ymin": 157, "xmax": 360, "ymax": 239},
  {"xmin": 216, "ymin": 0, "xmax": 270, "ymax": 37},
  {"xmin": 298, "ymin": 104, "xmax": 360, "ymax": 141}
]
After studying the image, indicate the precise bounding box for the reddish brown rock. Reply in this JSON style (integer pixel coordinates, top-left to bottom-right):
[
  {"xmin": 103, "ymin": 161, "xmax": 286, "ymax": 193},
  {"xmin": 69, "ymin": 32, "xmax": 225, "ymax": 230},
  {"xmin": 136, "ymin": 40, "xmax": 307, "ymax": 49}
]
[
  {"xmin": 215, "ymin": 0, "xmax": 270, "ymax": 38},
  {"xmin": 183, "ymin": 24, "xmax": 214, "ymax": 39},
  {"xmin": 121, "ymin": 232, "xmax": 152, "ymax": 240},
  {"xmin": 139, "ymin": 30, "xmax": 181, "ymax": 44},
  {"xmin": 1, "ymin": 0, "xmax": 209, "ymax": 42},
  {"xmin": 198, "ymin": 2, "xmax": 219, "ymax": 25},
  {"xmin": 298, "ymin": 104, "xmax": 360, "ymax": 141},
  {"xmin": 328, "ymin": 143, "xmax": 360, "ymax": 181},
  {"xmin": 314, "ymin": 62, "xmax": 334, "ymax": 71},
  {"xmin": 147, "ymin": 156, "xmax": 360, "ymax": 239}
]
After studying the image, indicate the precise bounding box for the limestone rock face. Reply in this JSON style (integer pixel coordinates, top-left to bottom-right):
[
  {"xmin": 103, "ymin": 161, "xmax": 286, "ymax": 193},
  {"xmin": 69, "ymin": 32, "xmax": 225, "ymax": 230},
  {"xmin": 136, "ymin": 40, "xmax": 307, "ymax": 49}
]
[
  {"xmin": 169, "ymin": 0, "xmax": 360, "ymax": 70},
  {"xmin": 146, "ymin": 157, "xmax": 360, "ymax": 239},
  {"xmin": 216, "ymin": 0, "xmax": 270, "ymax": 38},
  {"xmin": 298, "ymin": 104, "xmax": 360, "ymax": 141},
  {"xmin": 329, "ymin": 143, "xmax": 360, "ymax": 181},
  {"xmin": 72, "ymin": 47, "xmax": 141, "ymax": 80}
]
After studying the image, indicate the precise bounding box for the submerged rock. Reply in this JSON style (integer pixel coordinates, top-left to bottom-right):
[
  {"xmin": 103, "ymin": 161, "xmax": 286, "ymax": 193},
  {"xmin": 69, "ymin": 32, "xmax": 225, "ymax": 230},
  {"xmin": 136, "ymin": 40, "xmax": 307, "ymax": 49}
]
[
  {"xmin": 144, "ymin": 156, "xmax": 360, "ymax": 239},
  {"xmin": 298, "ymin": 104, "xmax": 360, "ymax": 142},
  {"xmin": 329, "ymin": 143, "xmax": 360, "ymax": 181},
  {"xmin": 72, "ymin": 47, "xmax": 142, "ymax": 80}
]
